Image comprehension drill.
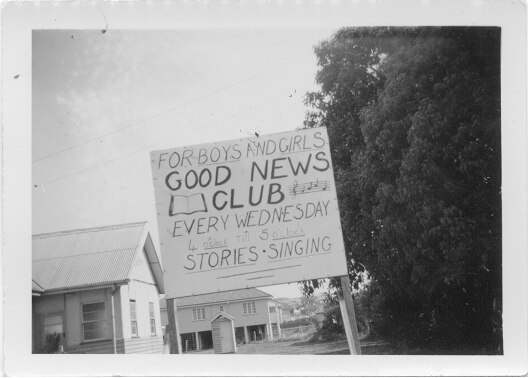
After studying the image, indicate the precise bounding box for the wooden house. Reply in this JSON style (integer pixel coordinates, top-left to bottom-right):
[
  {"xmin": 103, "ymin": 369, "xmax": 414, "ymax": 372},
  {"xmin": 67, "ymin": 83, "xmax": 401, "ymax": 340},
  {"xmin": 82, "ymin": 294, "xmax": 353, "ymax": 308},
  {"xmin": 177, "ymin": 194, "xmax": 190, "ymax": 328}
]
[
  {"xmin": 32, "ymin": 222, "xmax": 165, "ymax": 354},
  {"xmin": 160, "ymin": 288, "xmax": 279, "ymax": 351}
]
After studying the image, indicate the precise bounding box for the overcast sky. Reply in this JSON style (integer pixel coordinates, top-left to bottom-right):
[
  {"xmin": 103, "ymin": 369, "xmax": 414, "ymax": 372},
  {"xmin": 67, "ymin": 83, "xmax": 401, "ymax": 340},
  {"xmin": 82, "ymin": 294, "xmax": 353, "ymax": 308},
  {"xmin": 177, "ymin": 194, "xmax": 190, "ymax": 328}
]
[{"xmin": 32, "ymin": 29, "xmax": 335, "ymax": 298}]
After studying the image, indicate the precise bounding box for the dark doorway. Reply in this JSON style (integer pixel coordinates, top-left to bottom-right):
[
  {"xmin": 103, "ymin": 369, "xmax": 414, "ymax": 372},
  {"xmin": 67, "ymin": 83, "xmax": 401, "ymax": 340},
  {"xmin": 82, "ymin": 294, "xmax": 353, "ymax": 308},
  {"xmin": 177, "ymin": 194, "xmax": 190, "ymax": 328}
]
[
  {"xmin": 180, "ymin": 332, "xmax": 196, "ymax": 352},
  {"xmin": 247, "ymin": 324, "xmax": 267, "ymax": 341},
  {"xmin": 235, "ymin": 327, "xmax": 246, "ymax": 344},
  {"xmin": 198, "ymin": 330, "xmax": 213, "ymax": 350}
]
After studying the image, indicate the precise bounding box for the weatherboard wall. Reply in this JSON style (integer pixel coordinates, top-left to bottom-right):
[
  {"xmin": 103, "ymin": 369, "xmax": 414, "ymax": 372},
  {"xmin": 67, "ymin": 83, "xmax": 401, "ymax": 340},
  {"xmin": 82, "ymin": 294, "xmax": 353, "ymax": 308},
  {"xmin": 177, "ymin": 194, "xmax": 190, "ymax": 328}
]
[
  {"xmin": 121, "ymin": 248, "xmax": 163, "ymax": 342},
  {"xmin": 176, "ymin": 298, "xmax": 274, "ymax": 334},
  {"xmin": 33, "ymin": 288, "xmax": 116, "ymax": 353}
]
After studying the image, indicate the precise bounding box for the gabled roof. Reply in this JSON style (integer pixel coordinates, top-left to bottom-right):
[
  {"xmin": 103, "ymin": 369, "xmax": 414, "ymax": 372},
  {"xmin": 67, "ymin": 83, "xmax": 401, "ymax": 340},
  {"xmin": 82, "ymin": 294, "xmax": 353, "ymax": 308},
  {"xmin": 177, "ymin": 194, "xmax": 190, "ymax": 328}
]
[
  {"xmin": 211, "ymin": 311, "xmax": 235, "ymax": 322},
  {"xmin": 32, "ymin": 221, "xmax": 164, "ymax": 294},
  {"xmin": 160, "ymin": 288, "xmax": 272, "ymax": 309}
]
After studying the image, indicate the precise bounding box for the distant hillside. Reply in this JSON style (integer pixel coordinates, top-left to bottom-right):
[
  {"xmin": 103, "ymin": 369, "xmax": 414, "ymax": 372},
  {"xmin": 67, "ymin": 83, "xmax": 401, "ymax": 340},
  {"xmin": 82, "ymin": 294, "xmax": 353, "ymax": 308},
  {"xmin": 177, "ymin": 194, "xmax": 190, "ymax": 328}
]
[{"xmin": 274, "ymin": 297, "xmax": 300, "ymax": 309}]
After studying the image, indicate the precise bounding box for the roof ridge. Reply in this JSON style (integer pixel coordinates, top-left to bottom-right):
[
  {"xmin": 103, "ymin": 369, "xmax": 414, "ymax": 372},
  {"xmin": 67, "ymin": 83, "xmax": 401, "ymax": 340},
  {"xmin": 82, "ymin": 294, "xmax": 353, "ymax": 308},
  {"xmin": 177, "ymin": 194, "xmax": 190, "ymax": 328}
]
[
  {"xmin": 176, "ymin": 287, "xmax": 272, "ymax": 300},
  {"xmin": 32, "ymin": 221, "xmax": 147, "ymax": 238},
  {"xmin": 174, "ymin": 288, "xmax": 273, "ymax": 306}
]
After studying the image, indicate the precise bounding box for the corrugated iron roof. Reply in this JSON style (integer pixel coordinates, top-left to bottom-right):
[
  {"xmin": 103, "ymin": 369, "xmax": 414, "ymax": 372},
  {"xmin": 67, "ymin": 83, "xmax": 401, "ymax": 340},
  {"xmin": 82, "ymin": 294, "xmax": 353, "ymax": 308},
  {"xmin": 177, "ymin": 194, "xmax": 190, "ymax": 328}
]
[
  {"xmin": 33, "ymin": 222, "xmax": 148, "ymax": 292},
  {"xmin": 160, "ymin": 288, "xmax": 272, "ymax": 308}
]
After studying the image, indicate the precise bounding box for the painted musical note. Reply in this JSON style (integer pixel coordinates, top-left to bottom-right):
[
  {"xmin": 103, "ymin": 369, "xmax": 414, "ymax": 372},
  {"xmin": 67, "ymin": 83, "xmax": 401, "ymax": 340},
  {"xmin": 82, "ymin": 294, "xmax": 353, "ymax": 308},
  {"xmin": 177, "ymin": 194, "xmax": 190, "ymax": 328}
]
[
  {"xmin": 289, "ymin": 179, "xmax": 331, "ymax": 197},
  {"xmin": 290, "ymin": 181, "xmax": 300, "ymax": 198}
]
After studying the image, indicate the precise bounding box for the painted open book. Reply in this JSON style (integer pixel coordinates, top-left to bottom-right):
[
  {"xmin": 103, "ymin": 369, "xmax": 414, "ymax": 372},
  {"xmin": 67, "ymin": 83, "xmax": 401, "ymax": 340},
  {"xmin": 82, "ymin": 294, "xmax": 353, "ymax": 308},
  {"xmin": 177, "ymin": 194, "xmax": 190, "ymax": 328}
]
[{"xmin": 168, "ymin": 193, "xmax": 208, "ymax": 216}]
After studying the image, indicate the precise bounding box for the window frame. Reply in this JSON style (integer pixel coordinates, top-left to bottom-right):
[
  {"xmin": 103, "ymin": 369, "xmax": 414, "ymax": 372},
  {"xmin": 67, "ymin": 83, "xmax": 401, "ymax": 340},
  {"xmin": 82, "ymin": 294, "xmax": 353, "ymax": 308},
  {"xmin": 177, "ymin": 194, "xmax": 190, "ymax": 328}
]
[
  {"xmin": 243, "ymin": 301, "xmax": 257, "ymax": 315},
  {"xmin": 149, "ymin": 302, "xmax": 156, "ymax": 336},
  {"xmin": 41, "ymin": 312, "xmax": 64, "ymax": 345},
  {"xmin": 130, "ymin": 299, "xmax": 138, "ymax": 338},
  {"xmin": 192, "ymin": 307, "xmax": 206, "ymax": 321},
  {"xmin": 81, "ymin": 300, "xmax": 108, "ymax": 342}
]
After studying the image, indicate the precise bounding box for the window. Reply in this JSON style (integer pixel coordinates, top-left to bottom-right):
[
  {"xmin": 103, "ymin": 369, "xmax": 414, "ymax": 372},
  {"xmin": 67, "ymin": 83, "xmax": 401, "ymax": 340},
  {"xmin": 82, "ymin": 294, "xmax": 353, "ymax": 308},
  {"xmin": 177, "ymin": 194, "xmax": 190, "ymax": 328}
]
[
  {"xmin": 130, "ymin": 300, "xmax": 138, "ymax": 337},
  {"xmin": 243, "ymin": 301, "xmax": 257, "ymax": 315},
  {"xmin": 82, "ymin": 302, "xmax": 107, "ymax": 341},
  {"xmin": 269, "ymin": 306, "xmax": 276, "ymax": 313},
  {"xmin": 42, "ymin": 313, "xmax": 63, "ymax": 344},
  {"xmin": 192, "ymin": 307, "xmax": 206, "ymax": 321},
  {"xmin": 219, "ymin": 305, "xmax": 224, "ymax": 312},
  {"xmin": 149, "ymin": 302, "xmax": 156, "ymax": 336}
]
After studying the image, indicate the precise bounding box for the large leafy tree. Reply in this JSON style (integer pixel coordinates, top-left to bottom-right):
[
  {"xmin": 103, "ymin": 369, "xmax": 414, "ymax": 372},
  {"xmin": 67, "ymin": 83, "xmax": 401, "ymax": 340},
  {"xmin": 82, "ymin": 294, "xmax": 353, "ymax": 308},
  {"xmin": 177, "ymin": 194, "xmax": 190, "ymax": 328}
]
[{"xmin": 304, "ymin": 27, "xmax": 501, "ymax": 352}]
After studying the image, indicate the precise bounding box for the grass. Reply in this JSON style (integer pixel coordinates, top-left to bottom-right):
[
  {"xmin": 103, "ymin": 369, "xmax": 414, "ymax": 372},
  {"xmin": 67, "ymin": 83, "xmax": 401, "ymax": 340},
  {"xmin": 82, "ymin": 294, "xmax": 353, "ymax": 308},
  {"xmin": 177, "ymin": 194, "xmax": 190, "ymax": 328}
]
[
  {"xmin": 180, "ymin": 330, "xmax": 493, "ymax": 355},
  {"xmin": 235, "ymin": 338, "xmax": 350, "ymax": 355}
]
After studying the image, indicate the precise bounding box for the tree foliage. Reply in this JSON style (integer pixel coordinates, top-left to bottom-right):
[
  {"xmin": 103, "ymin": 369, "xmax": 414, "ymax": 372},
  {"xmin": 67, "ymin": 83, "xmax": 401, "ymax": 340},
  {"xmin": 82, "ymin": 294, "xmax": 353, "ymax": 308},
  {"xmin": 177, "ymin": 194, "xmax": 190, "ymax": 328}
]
[
  {"xmin": 298, "ymin": 295, "xmax": 319, "ymax": 318},
  {"xmin": 303, "ymin": 27, "xmax": 501, "ymax": 352}
]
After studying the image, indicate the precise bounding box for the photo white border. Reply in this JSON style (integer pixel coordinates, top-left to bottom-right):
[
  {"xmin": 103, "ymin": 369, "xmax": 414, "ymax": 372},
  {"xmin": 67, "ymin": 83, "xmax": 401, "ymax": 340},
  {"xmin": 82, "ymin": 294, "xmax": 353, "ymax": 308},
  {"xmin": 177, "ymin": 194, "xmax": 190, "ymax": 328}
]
[{"xmin": 2, "ymin": 0, "xmax": 527, "ymax": 376}]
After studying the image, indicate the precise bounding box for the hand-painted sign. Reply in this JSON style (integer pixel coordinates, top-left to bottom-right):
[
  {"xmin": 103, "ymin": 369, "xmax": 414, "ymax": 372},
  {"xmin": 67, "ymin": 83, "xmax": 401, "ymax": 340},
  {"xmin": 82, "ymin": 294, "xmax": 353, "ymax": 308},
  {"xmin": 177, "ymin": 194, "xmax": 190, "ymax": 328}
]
[{"xmin": 150, "ymin": 127, "xmax": 348, "ymax": 298}]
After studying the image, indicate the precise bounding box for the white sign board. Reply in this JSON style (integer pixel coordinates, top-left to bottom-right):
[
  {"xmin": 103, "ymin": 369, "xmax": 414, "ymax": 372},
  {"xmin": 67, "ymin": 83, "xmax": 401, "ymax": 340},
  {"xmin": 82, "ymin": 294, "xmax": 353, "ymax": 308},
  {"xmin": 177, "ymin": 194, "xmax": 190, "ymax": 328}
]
[{"xmin": 150, "ymin": 127, "xmax": 348, "ymax": 298}]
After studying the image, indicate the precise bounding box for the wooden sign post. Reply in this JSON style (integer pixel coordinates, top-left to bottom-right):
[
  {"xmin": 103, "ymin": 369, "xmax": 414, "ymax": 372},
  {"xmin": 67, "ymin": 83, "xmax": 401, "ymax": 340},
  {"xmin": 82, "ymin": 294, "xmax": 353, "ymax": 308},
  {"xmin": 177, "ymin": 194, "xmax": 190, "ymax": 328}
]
[
  {"xmin": 166, "ymin": 298, "xmax": 182, "ymax": 354},
  {"xmin": 337, "ymin": 275, "xmax": 362, "ymax": 355}
]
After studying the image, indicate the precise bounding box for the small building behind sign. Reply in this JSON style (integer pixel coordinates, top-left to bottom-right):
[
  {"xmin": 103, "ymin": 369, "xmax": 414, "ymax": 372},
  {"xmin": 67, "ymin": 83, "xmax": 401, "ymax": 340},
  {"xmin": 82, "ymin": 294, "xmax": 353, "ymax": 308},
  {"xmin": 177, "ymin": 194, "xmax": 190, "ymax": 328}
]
[{"xmin": 211, "ymin": 312, "xmax": 236, "ymax": 354}]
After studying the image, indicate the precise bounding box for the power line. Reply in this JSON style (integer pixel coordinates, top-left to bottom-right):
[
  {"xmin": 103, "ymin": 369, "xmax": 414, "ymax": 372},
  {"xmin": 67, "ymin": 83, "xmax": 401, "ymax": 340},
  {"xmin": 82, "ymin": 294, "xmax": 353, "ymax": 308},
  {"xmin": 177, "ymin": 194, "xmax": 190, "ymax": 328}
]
[
  {"xmin": 32, "ymin": 62, "xmax": 295, "ymax": 164},
  {"xmin": 36, "ymin": 96, "xmax": 281, "ymax": 187},
  {"xmin": 36, "ymin": 108, "xmax": 351, "ymax": 188}
]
